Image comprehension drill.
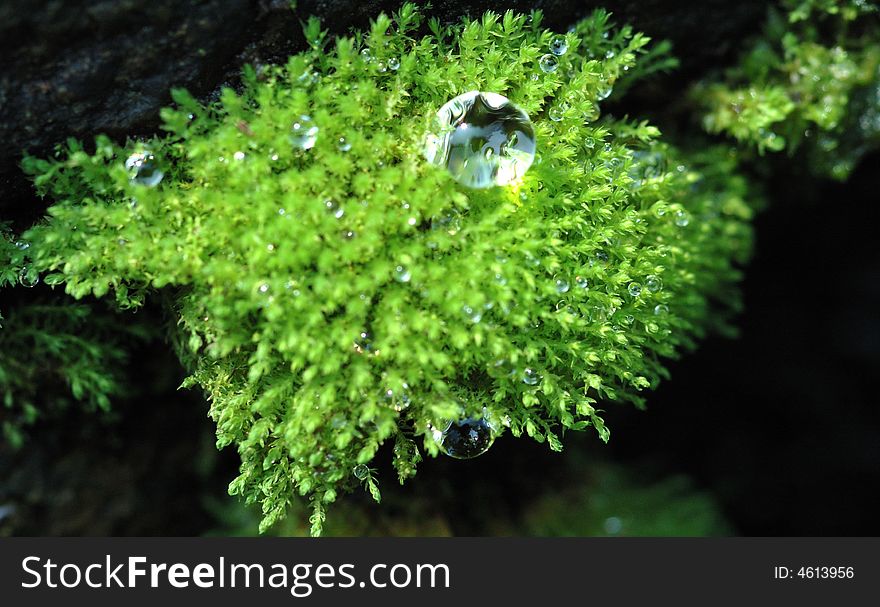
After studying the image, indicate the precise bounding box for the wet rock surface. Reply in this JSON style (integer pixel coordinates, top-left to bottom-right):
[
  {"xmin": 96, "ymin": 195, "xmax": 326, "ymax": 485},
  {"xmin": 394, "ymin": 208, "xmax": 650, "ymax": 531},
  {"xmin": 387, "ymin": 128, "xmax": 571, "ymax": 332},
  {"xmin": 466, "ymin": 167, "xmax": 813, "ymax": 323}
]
[{"xmin": 0, "ymin": 0, "xmax": 765, "ymax": 223}]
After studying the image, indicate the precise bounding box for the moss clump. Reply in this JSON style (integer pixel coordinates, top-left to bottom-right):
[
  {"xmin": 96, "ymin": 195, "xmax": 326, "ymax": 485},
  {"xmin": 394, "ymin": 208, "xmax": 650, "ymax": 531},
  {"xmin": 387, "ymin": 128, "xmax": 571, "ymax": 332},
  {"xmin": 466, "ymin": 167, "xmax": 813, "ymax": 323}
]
[
  {"xmin": 17, "ymin": 5, "xmax": 755, "ymax": 534},
  {"xmin": 694, "ymin": 0, "xmax": 880, "ymax": 178}
]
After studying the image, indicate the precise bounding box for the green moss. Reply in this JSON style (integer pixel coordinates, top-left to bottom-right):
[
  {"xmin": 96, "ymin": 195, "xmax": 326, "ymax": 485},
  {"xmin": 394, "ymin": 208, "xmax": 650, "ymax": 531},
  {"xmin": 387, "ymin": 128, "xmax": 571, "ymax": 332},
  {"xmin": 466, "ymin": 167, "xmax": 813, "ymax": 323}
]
[
  {"xmin": 16, "ymin": 5, "xmax": 755, "ymax": 534},
  {"xmin": 695, "ymin": 0, "xmax": 880, "ymax": 178}
]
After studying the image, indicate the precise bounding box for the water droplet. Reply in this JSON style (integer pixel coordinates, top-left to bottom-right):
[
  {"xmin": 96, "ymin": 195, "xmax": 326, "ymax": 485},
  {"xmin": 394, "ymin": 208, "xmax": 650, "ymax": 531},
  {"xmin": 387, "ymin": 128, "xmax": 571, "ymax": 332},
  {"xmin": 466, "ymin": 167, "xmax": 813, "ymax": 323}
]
[
  {"xmin": 387, "ymin": 56, "xmax": 401, "ymax": 71},
  {"xmin": 290, "ymin": 115, "xmax": 319, "ymax": 150},
  {"xmin": 645, "ymin": 275, "xmax": 663, "ymax": 292},
  {"xmin": 395, "ymin": 265, "xmax": 411, "ymax": 283},
  {"xmin": 125, "ymin": 152, "xmax": 164, "ymax": 187},
  {"xmin": 591, "ymin": 250, "xmax": 610, "ymax": 266},
  {"xmin": 233, "ymin": 151, "xmax": 245, "ymax": 161},
  {"xmin": 555, "ymin": 278, "xmax": 570, "ymax": 293},
  {"xmin": 435, "ymin": 417, "xmax": 496, "ymax": 459},
  {"xmin": 324, "ymin": 199, "xmax": 345, "ymax": 219},
  {"xmin": 603, "ymin": 516, "xmax": 623, "ymax": 535},
  {"xmin": 18, "ymin": 268, "xmax": 38, "ymax": 288},
  {"xmin": 354, "ymin": 331, "xmax": 374, "ymax": 354},
  {"xmin": 549, "ymin": 36, "xmax": 569, "ymax": 56},
  {"xmin": 360, "ymin": 48, "xmax": 372, "ymax": 63},
  {"xmin": 342, "ymin": 229, "xmax": 356, "ymax": 240},
  {"xmin": 548, "ymin": 106, "xmax": 564, "ymax": 122},
  {"xmin": 628, "ymin": 282, "xmax": 642, "ymax": 297},
  {"xmin": 522, "ymin": 368, "xmax": 540, "ymax": 385},
  {"xmin": 674, "ymin": 210, "xmax": 690, "ymax": 227},
  {"xmin": 14, "ymin": 240, "xmax": 29, "ymax": 250},
  {"xmin": 575, "ymin": 276, "xmax": 589, "ymax": 289},
  {"xmin": 258, "ymin": 283, "xmax": 270, "ymax": 294},
  {"xmin": 605, "ymin": 50, "xmax": 616, "ymax": 59},
  {"xmin": 424, "ymin": 91, "xmax": 536, "ymax": 189},
  {"xmin": 597, "ymin": 85, "xmax": 613, "ymax": 100},
  {"xmin": 539, "ymin": 54, "xmax": 559, "ymax": 73},
  {"xmin": 352, "ymin": 464, "xmax": 369, "ymax": 480},
  {"xmin": 584, "ymin": 136, "xmax": 596, "ymax": 149},
  {"xmin": 462, "ymin": 305, "xmax": 482, "ymax": 324},
  {"xmin": 336, "ymin": 137, "xmax": 351, "ymax": 152},
  {"xmin": 654, "ymin": 304, "xmax": 669, "ymax": 315}
]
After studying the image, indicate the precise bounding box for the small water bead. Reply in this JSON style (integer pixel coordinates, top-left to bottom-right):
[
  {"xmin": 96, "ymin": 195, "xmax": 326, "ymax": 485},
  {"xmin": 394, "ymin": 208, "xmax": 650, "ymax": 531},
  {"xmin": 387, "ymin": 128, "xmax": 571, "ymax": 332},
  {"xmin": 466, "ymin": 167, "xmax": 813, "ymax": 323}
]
[
  {"xmin": 18, "ymin": 268, "xmax": 38, "ymax": 288},
  {"xmin": 233, "ymin": 151, "xmax": 245, "ymax": 161},
  {"xmin": 538, "ymin": 54, "xmax": 559, "ymax": 73},
  {"xmin": 387, "ymin": 56, "xmax": 400, "ymax": 71},
  {"xmin": 627, "ymin": 282, "xmax": 642, "ymax": 297},
  {"xmin": 555, "ymin": 278, "xmax": 570, "ymax": 294},
  {"xmin": 674, "ymin": 210, "xmax": 690, "ymax": 227},
  {"xmin": 654, "ymin": 304, "xmax": 669, "ymax": 315},
  {"xmin": 462, "ymin": 304, "xmax": 482, "ymax": 324},
  {"xmin": 342, "ymin": 229, "xmax": 356, "ymax": 240},
  {"xmin": 258, "ymin": 283, "xmax": 270, "ymax": 294},
  {"xmin": 354, "ymin": 331, "xmax": 374, "ymax": 354},
  {"xmin": 575, "ymin": 276, "xmax": 589, "ymax": 289},
  {"xmin": 336, "ymin": 137, "xmax": 352, "ymax": 152},
  {"xmin": 360, "ymin": 48, "xmax": 372, "ymax": 63},
  {"xmin": 125, "ymin": 152, "xmax": 164, "ymax": 187},
  {"xmin": 435, "ymin": 417, "xmax": 496, "ymax": 459},
  {"xmin": 548, "ymin": 106, "xmax": 564, "ymax": 122},
  {"xmin": 324, "ymin": 199, "xmax": 345, "ymax": 219},
  {"xmin": 394, "ymin": 265, "xmax": 412, "ymax": 283},
  {"xmin": 603, "ymin": 516, "xmax": 623, "ymax": 535},
  {"xmin": 424, "ymin": 91, "xmax": 537, "ymax": 189},
  {"xmin": 522, "ymin": 368, "xmax": 540, "ymax": 386},
  {"xmin": 645, "ymin": 275, "xmax": 663, "ymax": 292},
  {"xmin": 597, "ymin": 85, "xmax": 613, "ymax": 100},
  {"xmin": 549, "ymin": 36, "xmax": 569, "ymax": 56},
  {"xmin": 14, "ymin": 240, "xmax": 29, "ymax": 250},
  {"xmin": 352, "ymin": 464, "xmax": 369, "ymax": 480},
  {"xmin": 290, "ymin": 115, "xmax": 319, "ymax": 150}
]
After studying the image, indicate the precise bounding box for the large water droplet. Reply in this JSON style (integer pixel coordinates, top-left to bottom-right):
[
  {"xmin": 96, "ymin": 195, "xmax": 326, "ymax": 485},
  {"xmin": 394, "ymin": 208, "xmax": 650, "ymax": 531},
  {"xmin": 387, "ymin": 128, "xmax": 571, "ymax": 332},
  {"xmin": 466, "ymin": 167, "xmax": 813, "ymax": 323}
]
[
  {"xmin": 125, "ymin": 152, "xmax": 164, "ymax": 187},
  {"xmin": 290, "ymin": 115, "xmax": 319, "ymax": 150},
  {"xmin": 539, "ymin": 54, "xmax": 559, "ymax": 73},
  {"xmin": 549, "ymin": 36, "xmax": 569, "ymax": 56},
  {"xmin": 555, "ymin": 278, "xmax": 570, "ymax": 293},
  {"xmin": 387, "ymin": 56, "xmax": 401, "ymax": 71},
  {"xmin": 424, "ymin": 91, "xmax": 536, "ymax": 189},
  {"xmin": 435, "ymin": 417, "xmax": 496, "ymax": 459},
  {"xmin": 674, "ymin": 210, "xmax": 690, "ymax": 227}
]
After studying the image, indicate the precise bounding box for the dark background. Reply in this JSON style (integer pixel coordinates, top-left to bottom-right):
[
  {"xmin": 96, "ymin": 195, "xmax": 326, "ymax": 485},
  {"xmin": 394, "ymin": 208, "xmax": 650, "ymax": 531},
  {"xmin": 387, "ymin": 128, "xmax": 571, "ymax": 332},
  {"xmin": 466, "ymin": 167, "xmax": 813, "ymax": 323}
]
[{"xmin": 1, "ymin": 0, "xmax": 878, "ymax": 536}]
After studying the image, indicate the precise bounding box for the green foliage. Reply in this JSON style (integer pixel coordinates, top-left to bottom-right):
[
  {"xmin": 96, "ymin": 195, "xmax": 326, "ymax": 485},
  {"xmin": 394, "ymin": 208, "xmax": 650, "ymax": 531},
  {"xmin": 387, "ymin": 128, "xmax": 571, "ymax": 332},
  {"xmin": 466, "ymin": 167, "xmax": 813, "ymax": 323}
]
[
  {"xmin": 695, "ymin": 0, "xmax": 880, "ymax": 178},
  {"xmin": 17, "ymin": 5, "xmax": 755, "ymax": 533}
]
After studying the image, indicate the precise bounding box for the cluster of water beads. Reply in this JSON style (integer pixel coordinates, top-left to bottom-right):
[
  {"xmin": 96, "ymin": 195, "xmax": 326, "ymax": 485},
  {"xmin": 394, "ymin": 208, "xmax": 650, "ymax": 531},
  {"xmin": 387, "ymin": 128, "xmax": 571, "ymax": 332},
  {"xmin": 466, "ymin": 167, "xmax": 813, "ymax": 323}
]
[
  {"xmin": 290, "ymin": 115, "xmax": 319, "ymax": 150},
  {"xmin": 125, "ymin": 152, "xmax": 163, "ymax": 187},
  {"xmin": 433, "ymin": 414, "xmax": 497, "ymax": 459},
  {"xmin": 424, "ymin": 91, "xmax": 537, "ymax": 189}
]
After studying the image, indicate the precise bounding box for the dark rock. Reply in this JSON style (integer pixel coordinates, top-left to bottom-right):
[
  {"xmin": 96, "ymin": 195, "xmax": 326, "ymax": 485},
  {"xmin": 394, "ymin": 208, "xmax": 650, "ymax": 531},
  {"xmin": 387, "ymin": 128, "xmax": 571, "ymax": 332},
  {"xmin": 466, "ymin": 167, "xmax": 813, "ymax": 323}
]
[{"xmin": 0, "ymin": 0, "xmax": 766, "ymax": 226}]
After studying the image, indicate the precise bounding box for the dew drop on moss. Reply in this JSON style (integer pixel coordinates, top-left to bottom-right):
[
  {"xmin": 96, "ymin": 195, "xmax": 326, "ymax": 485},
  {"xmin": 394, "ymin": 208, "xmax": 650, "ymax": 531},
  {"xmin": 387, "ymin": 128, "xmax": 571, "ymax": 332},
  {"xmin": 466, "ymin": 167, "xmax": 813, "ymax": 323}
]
[
  {"xmin": 575, "ymin": 276, "xmax": 589, "ymax": 289},
  {"xmin": 394, "ymin": 265, "xmax": 411, "ymax": 283},
  {"xmin": 549, "ymin": 36, "xmax": 569, "ymax": 56},
  {"xmin": 539, "ymin": 54, "xmax": 559, "ymax": 73},
  {"xmin": 424, "ymin": 91, "xmax": 536, "ymax": 189},
  {"xmin": 125, "ymin": 152, "xmax": 164, "ymax": 187},
  {"xmin": 555, "ymin": 278, "xmax": 570, "ymax": 293},
  {"xmin": 654, "ymin": 304, "xmax": 669, "ymax": 315},
  {"xmin": 435, "ymin": 417, "xmax": 496, "ymax": 459},
  {"xmin": 548, "ymin": 106, "xmax": 564, "ymax": 122},
  {"xmin": 674, "ymin": 210, "xmax": 690, "ymax": 227},
  {"xmin": 628, "ymin": 282, "xmax": 642, "ymax": 297},
  {"xmin": 336, "ymin": 137, "xmax": 351, "ymax": 152},
  {"xmin": 645, "ymin": 275, "xmax": 663, "ymax": 292},
  {"xmin": 352, "ymin": 464, "xmax": 369, "ymax": 480},
  {"xmin": 387, "ymin": 56, "xmax": 400, "ymax": 71},
  {"xmin": 18, "ymin": 268, "xmax": 38, "ymax": 288},
  {"xmin": 290, "ymin": 115, "xmax": 319, "ymax": 150},
  {"xmin": 522, "ymin": 368, "xmax": 540, "ymax": 385}
]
